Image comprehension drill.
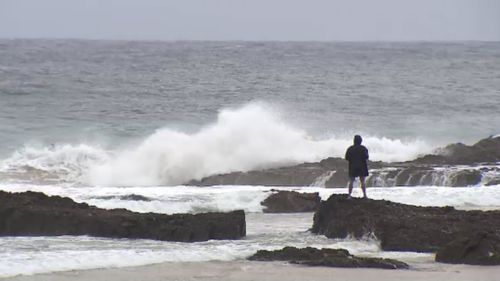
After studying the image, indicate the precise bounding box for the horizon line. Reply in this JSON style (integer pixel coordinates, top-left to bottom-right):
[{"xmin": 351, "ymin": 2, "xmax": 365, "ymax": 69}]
[{"xmin": 1, "ymin": 37, "xmax": 499, "ymax": 44}]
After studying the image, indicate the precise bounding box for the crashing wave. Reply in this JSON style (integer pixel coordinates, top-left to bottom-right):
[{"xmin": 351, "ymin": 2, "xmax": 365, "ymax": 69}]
[{"xmin": 0, "ymin": 103, "xmax": 433, "ymax": 186}]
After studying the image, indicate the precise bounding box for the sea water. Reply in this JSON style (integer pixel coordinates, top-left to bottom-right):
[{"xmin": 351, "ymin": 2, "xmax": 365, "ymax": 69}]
[
  {"xmin": 0, "ymin": 184, "xmax": 500, "ymax": 277},
  {"xmin": 0, "ymin": 39, "xmax": 499, "ymax": 277}
]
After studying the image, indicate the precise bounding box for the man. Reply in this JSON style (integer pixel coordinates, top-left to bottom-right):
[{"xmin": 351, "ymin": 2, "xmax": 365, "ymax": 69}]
[{"xmin": 345, "ymin": 135, "xmax": 369, "ymax": 198}]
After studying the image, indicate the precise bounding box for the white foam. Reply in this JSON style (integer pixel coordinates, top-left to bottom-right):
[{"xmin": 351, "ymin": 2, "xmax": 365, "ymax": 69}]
[
  {"xmin": 0, "ymin": 184, "xmax": 267, "ymax": 214},
  {"xmin": 85, "ymin": 103, "xmax": 337, "ymax": 186},
  {"xmin": 0, "ymin": 144, "xmax": 108, "ymax": 184},
  {"xmin": 0, "ymin": 184, "xmax": 498, "ymax": 277},
  {"xmin": 0, "ymin": 237, "xmax": 254, "ymax": 277},
  {"xmin": 0, "ymin": 213, "xmax": 412, "ymax": 278},
  {"xmin": 0, "ymin": 103, "xmax": 435, "ymax": 186},
  {"xmin": 2, "ymin": 184, "xmax": 500, "ymax": 215},
  {"xmin": 362, "ymin": 136, "xmax": 430, "ymax": 163}
]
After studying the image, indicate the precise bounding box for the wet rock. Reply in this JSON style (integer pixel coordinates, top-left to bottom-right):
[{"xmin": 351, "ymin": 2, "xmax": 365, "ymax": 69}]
[
  {"xmin": 319, "ymin": 157, "xmax": 381, "ymax": 188},
  {"xmin": 412, "ymin": 136, "xmax": 500, "ymax": 165},
  {"xmin": 186, "ymin": 137, "xmax": 500, "ymax": 188},
  {"xmin": 190, "ymin": 163, "xmax": 327, "ymax": 187},
  {"xmin": 0, "ymin": 191, "xmax": 246, "ymax": 242},
  {"xmin": 372, "ymin": 167, "xmax": 482, "ymax": 187},
  {"xmin": 324, "ymin": 167, "xmax": 350, "ymax": 188},
  {"xmin": 366, "ymin": 169, "xmax": 400, "ymax": 186},
  {"xmin": 318, "ymin": 157, "xmax": 348, "ymax": 170},
  {"xmin": 393, "ymin": 166, "xmax": 434, "ymax": 186},
  {"xmin": 449, "ymin": 170, "xmax": 482, "ymax": 187},
  {"xmin": 248, "ymin": 246, "xmax": 408, "ymax": 269},
  {"xmin": 311, "ymin": 194, "xmax": 500, "ymax": 252},
  {"xmin": 436, "ymin": 232, "xmax": 500, "ymax": 265},
  {"xmin": 486, "ymin": 179, "xmax": 500, "ymax": 186},
  {"xmin": 261, "ymin": 191, "xmax": 321, "ymax": 213},
  {"xmin": 191, "ymin": 157, "xmax": 367, "ymax": 188}
]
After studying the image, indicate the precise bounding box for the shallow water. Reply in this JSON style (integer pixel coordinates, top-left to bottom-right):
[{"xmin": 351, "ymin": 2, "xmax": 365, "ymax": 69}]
[
  {"xmin": 1, "ymin": 184, "xmax": 499, "ymax": 277},
  {"xmin": 0, "ymin": 211, "xmax": 432, "ymax": 278}
]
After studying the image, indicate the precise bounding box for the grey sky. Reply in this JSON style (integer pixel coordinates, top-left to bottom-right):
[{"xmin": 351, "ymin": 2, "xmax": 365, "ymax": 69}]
[{"xmin": 0, "ymin": 0, "xmax": 499, "ymax": 41}]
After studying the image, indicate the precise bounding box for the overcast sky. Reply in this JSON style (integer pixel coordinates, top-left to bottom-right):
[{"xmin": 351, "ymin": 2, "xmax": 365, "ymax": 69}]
[{"xmin": 0, "ymin": 0, "xmax": 499, "ymax": 41}]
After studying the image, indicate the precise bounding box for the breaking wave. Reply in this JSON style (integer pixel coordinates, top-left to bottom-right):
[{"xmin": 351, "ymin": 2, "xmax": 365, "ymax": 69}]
[{"xmin": 0, "ymin": 103, "xmax": 433, "ymax": 186}]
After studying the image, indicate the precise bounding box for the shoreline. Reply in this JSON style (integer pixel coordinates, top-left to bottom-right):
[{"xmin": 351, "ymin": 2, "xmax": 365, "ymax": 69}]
[{"xmin": 3, "ymin": 261, "xmax": 500, "ymax": 281}]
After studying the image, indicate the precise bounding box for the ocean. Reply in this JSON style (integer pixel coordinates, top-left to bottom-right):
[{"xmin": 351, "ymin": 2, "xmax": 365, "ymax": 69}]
[{"xmin": 0, "ymin": 39, "xmax": 499, "ymax": 277}]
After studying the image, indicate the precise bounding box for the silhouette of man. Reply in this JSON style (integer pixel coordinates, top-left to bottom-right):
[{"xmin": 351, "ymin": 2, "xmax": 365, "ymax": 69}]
[{"xmin": 345, "ymin": 135, "xmax": 369, "ymax": 198}]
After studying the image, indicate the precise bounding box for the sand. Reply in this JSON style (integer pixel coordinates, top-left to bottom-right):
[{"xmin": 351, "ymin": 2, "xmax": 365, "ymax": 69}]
[{"xmin": 3, "ymin": 261, "xmax": 500, "ymax": 281}]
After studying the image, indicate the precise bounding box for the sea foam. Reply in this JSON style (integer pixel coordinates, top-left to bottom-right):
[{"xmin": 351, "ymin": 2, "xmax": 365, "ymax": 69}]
[
  {"xmin": 1, "ymin": 103, "xmax": 433, "ymax": 186},
  {"xmin": 0, "ymin": 211, "xmax": 428, "ymax": 278},
  {"xmin": 2, "ymin": 184, "xmax": 500, "ymax": 215},
  {"xmin": 0, "ymin": 184, "xmax": 497, "ymax": 277}
]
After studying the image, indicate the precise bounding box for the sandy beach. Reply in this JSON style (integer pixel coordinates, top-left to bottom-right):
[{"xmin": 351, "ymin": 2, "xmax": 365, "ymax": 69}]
[{"xmin": 3, "ymin": 261, "xmax": 500, "ymax": 281}]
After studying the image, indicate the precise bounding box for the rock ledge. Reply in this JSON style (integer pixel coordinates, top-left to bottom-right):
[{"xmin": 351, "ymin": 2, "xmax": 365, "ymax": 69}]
[
  {"xmin": 0, "ymin": 191, "xmax": 246, "ymax": 242},
  {"xmin": 249, "ymin": 246, "xmax": 409, "ymax": 269},
  {"xmin": 312, "ymin": 194, "xmax": 500, "ymax": 253}
]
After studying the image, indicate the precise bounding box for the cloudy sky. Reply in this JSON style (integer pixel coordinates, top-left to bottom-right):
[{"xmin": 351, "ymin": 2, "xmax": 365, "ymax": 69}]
[{"xmin": 0, "ymin": 0, "xmax": 499, "ymax": 41}]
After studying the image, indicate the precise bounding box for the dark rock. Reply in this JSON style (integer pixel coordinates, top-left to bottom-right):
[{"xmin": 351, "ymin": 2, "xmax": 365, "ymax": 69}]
[
  {"xmin": 411, "ymin": 136, "xmax": 500, "ymax": 165},
  {"xmin": 248, "ymin": 246, "xmax": 408, "ymax": 269},
  {"xmin": 436, "ymin": 232, "xmax": 500, "ymax": 265},
  {"xmin": 368, "ymin": 167, "xmax": 482, "ymax": 187},
  {"xmin": 318, "ymin": 157, "xmax": 347, "ymax": 169},
  {"xmin": 261, "ymin": 191, "xmax": 321, "ymax": 213},
  {"xmin": 366, "ymin": 169, "xmax": 399, "ymax": 187},
  {"xmin": 486, "ymin": 179, "xmax": 500, "ymax": 186},
  {"xmin": 0, "ymin": 191, "xmax": 246, "ymax": 242},
  {"xmin": 186, "ymin": 137, "xmax": 500, "ymax": 188},
  {"xmin": 191, "ymin": 158, "xmax": 355, "ymax": 188},
  {"xmin": 190, "ymin": 163, "xmax": 328, "ymax": 187},
  {"xmin": 449, "ymin": 170, "xmax": 482, "ymax": 187},
  {"xmin": 319, "ymin": 157, "xmax": 384, "ymax": 170},
  {"xmin": 311, "ymin": 194, "xmax": 500, "ymax": 252},
  {"xmin": 393, "ymin": 166, "xmax": 434, "ymax": 186},
  {"xmin": 324, "ymin": 167, "xmax": 350, "ymax": 188}
]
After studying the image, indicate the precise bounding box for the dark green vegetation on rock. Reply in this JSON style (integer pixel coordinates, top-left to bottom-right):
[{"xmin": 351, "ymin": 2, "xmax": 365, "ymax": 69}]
[
  {"xmin": 311, "ymin": 194, "xmax": 500, "ymax": 265},
  {"xmin": 248, "ymin": 246, "xmax": 409, "ymax": 269},
  {"xmin": 312, "ymin": 194, "xmax": 500, "ymax": 252}
]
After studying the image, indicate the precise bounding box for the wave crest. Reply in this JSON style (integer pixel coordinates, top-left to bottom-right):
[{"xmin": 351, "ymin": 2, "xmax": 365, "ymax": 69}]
[{"xmin": 1, "ymin": 103, "xmax": 433, "ymax": 186}]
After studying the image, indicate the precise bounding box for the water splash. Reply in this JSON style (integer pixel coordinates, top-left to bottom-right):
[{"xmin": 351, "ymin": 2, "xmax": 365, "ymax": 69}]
[{"xmin": 1, "ymin": 103, "xmax": 434, "ymax": 186}]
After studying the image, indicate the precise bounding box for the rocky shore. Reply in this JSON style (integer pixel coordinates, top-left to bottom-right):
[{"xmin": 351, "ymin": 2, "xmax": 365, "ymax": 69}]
[
  {"xmin": 189, "ymin": 136, "xmax": 500, "ymax": 187},
  {"xmin": 248, "ymin": 246, "xmax": 409, "ymax": 269},
  {"xmin": 260, "ymin": 190, "xmax": 321, "ymax": 213},
  {"xmin": 0, "ymin": 191, "xmax": 246, "ymax": 242},
  {"xmin": 312, "ymin": 194, "xmax": 500, "ymax": 265}
]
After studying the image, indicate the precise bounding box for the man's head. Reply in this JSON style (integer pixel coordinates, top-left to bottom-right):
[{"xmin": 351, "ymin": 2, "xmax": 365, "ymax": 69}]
[{"xmin": 354, "ymin": 135, "xmax": 362, "ymax": 145}]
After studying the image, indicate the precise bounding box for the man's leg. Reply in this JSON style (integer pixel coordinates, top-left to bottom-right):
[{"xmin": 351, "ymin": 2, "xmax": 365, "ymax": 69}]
[
  {"xmin": 348, "ymin": 177, "xmax": 354, "ymax": 197},
  {"xmin": 360, "ymin": 177, "xmax": 367, "ymax": 198}
]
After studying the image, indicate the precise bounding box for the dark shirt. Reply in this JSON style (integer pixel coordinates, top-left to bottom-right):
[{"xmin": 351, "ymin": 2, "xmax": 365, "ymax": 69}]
[{"xmin": 345, "ymin": 144, "xmax": 369, "ymax": 177}]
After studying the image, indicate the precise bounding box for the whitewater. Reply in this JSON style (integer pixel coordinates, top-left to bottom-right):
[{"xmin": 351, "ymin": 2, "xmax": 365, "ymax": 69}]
[
  {"xmin": 0, "ymin": 103, "xmax": 433, "ymax": 187},
  {"xmin": 1, "ymin": 184, "xmax": 500, "ymax": 277},
  {"xmin": 1, "ymin": 40, "xmax": 499, "ymax": 278},
  {"xmin": 0, "ymin": 106, "xmax": 449, "ymax": 278}
]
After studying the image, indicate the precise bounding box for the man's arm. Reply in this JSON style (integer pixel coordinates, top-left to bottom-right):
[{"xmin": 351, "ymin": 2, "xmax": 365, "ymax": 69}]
[{"xmin": 345, "ymin": 147, "xmax": 351, "ymax": 161}]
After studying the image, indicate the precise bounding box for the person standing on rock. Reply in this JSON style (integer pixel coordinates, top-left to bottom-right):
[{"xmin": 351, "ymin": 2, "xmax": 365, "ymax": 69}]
[{"xmin": 345, "ymin": 135, "xmax": 369, "ymax": 198}]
